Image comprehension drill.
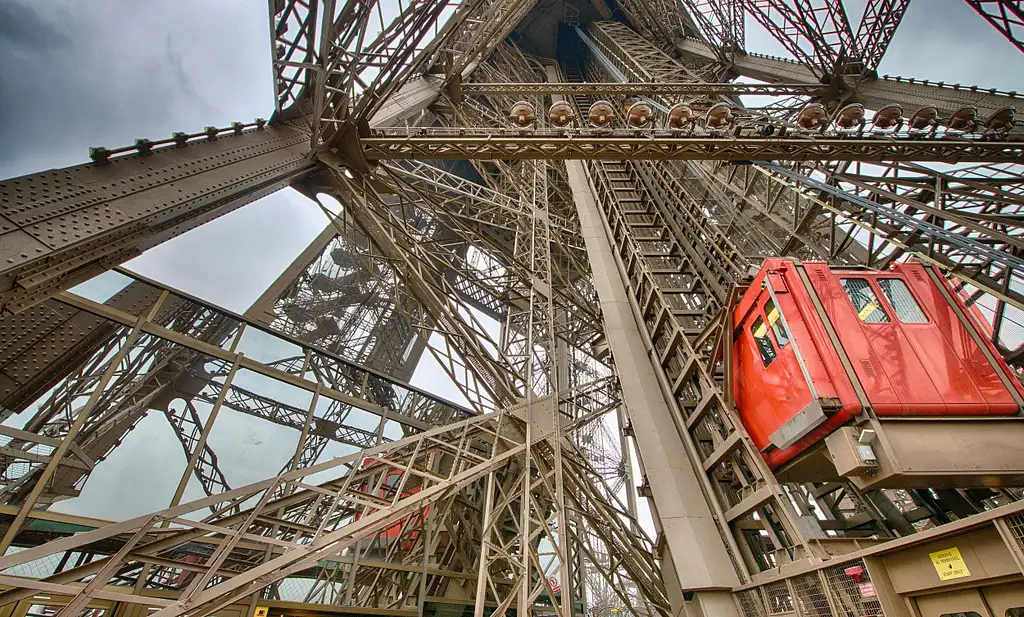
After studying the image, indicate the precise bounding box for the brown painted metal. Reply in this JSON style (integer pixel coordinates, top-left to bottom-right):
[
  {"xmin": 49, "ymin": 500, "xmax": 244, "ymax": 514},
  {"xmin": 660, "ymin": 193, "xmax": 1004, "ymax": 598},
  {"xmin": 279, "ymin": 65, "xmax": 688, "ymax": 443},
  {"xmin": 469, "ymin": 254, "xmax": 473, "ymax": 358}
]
[{"xmin": 2, "ymin": 2, "xmax": 1024, "ymax": 617}]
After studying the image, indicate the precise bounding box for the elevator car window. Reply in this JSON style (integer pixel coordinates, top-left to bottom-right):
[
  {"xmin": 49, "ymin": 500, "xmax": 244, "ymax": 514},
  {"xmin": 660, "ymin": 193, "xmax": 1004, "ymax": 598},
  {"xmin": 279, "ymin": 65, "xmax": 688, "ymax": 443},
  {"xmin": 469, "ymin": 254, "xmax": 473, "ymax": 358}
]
[
  {"xmin": 751, "ymin": 315, "xmax": 776, "ymax": 367},
  {"xmin": 764, "ymin": 299, "xmax": 790, "ymax": 348},
  {"xmin": 878, "ymin": 278, "xmax": 928, "ymax": 323},
  {"xmin": 841, "ymin": 278, "xmax": 890, "ymax": 323}
]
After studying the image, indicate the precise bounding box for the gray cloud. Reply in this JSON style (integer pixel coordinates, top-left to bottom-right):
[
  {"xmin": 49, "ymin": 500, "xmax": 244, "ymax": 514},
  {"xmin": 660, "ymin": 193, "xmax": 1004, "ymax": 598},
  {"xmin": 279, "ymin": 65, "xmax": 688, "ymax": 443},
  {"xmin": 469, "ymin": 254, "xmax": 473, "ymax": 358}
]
[
  {"xmin": 0, "ymin": 0, "xmax": 273, "ymax": 178},
  {"xmin": 0, "ymin": 0, "xmax": 72, "ymax": 49},
  {"xmin": 165, "ymin": 34, "xmax": 203, "ymax": 106}
]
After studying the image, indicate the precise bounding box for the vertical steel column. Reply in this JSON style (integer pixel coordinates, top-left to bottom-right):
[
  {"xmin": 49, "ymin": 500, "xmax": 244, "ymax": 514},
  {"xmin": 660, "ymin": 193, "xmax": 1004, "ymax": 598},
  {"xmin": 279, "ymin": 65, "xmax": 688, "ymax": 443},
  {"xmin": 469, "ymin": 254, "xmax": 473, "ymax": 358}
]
[{"xmin": 473, "ymin": 471, "xmax": 497, "ymax": 617}]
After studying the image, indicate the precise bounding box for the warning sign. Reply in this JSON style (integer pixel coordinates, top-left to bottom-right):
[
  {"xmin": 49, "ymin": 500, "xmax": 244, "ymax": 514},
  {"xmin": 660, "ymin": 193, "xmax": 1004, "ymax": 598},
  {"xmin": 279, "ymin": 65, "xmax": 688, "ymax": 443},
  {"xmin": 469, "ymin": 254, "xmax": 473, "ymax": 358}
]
[
  {"xmin": 253, "ymin": 607, "xmax": 269, "ymax": 617},
  {"xmin": 929, "ymin": 547, "xmax": 971, "ymax": 581}
]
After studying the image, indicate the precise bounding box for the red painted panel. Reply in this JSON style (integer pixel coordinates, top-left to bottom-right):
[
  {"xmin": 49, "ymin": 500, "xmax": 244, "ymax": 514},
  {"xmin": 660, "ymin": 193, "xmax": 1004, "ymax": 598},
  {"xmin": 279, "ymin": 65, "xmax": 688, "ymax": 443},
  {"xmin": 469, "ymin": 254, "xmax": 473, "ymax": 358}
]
[
  {"xmin": 760, "ymin": 261, "xmax": 863, "ymax": 468},
  {"xmin": 821, "ymin": 263, "xmax": 1017, "ymax": 417},
  {"xmin": 733, "ymin": 259, "xmax": 862, "ymax": 466},
  {"xmin": 354, "ymin": 459, "xmax": 430, "ymax": 549},
  {"xmin": 803, "ymin": 263, "xmax": 905, "ymax": 415},
  {"xmin": 733, "ymin": 285, "xmax": 814, "ymax": 450},
  {"xmin": 732, "ymin": 259, "xmax": 1022, "ymax": 471},
  {"xmin": 896, "ymin": 263, "xmax": 1023, "ymax": 413}
]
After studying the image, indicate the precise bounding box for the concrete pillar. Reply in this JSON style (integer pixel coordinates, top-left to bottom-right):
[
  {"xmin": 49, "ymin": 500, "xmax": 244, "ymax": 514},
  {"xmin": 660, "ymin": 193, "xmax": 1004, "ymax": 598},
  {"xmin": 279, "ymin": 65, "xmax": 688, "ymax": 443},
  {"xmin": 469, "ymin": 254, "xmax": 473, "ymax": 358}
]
[{"xmin": 564, "ymin": 159, "xmax": 740, "ymax": 616}]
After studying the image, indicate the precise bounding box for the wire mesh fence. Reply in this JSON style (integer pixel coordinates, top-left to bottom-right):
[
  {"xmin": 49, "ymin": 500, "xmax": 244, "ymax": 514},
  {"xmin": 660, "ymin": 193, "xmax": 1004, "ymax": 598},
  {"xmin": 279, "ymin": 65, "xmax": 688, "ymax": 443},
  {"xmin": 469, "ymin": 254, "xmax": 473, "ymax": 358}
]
[
  {"xmin": 822, "ymin": 561, "xmax": 882, "ymax": 616},
  {"xmin": 761, "ymin": 580, "xmax": 794, "ymax": 614},
  {"xmin": 791, "ymin": 571, "xmax": 834, "ymax": 617},
  {"xmin": 735, "ymin": 589, "xmax": 768, "ymax": 617},
  {"xmin": 1008, "ymin": 513, "xmax": 1024, "ymax": 555}
]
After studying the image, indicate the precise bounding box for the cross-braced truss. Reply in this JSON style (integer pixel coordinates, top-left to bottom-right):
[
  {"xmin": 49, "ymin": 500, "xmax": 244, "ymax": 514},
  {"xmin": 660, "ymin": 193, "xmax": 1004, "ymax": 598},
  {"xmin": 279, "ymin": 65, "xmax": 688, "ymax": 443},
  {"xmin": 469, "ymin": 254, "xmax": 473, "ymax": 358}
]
[{"xmin": 2, "ymin": 1, "xmax": 1024, "ymax": 617}]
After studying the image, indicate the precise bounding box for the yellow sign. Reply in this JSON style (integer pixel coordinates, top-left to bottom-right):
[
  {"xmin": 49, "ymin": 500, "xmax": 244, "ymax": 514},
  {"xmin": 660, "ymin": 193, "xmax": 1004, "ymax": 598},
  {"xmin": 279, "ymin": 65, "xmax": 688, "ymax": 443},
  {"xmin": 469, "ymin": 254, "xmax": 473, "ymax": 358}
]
[
  {"xmin": 929, "ymin": 547, "xmax": 971, "ymax": 581},
  {"xmin": 858, "ymin": 302, "xmax": 880, "ymax": 321},
  {"xmin": 254, "ymin": 607, "xmax": 269, "ymax": 617}
]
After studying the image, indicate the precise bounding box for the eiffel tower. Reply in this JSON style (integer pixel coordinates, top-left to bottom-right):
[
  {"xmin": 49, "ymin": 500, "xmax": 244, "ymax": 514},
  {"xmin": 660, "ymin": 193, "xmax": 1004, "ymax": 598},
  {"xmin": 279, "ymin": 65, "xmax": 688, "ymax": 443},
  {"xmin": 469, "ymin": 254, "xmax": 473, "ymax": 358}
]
[{"xmin": 3, "ymin": 1, "xmax": 1024, "ymax": 616}]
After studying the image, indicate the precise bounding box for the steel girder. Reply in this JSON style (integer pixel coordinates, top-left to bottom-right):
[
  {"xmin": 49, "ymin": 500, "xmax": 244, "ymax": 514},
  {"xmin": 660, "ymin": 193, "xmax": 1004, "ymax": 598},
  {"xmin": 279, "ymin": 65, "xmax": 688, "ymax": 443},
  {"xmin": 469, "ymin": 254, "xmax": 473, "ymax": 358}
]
[
  {"xmin": 702, "ymin": 156, "xmax": 1024, "ymax": 352},
  {"xmin": 0, "ymin": 287, "xmax": 239, "ymax": 513},
  {"xmin": 459, "ymin": 82, "xmax": 824, "ymax": 97},
  {"xmin": 0, "ymin": 124, "xmax": 315, "ymax": 315},
  {"xmin": 269, "ymin": 0, "xmax": 320, "ymax": 112},
  {"xmin": 407, "ymin": 49, "xmax": 641, "ymax": 610},
  {"xmin": 964, "ymin": 0, "xmax": 1024, "ymax": 54},
  {"xmin": 162, "ymin": 397, "xmax": 235, "ymax": 504},
  {"xmin": 358, "ymin": 13, "xmax": 1024, "ymax": 601},
  {"xmin": 270, "ymin": 0, "xmax": 454, "ymax": 137},
  {"xmin": 0, "ymin": 298, "xmax": 665, "ymax": 617},
  {"xmin": 0, "ymin": 406, "xmax": 532, "ymax": 617},
  {"xmin": 678, "ymin": 0, "xmax": 745, "ymax": 55},
  {"xmin": 359, "ymin": 131, "xmax": 1024, "ymax": 163},
  {"xmin": 556, "ymin": 30, "xmax": 806, "ymax": 587},
  {"xmin": 654, "ymin": 30, "xmax": 1024, "ymax": 356},
  {"xmin": 675, "ymin": 36, "xmax": 1024, "ymax": 117},
  {"xmin": 304, "ymin": 0, "xmax": 458, "ymax": 147},
  {"xmin": 608, "ymin": 0, "xmax": 693, "ymax": 49},
  {"xmin": 437, "ymin": 0, "xmax": 539, "ymax": 87},
  {"xmin": 585, "ymin": 154, "xmax": 816, "ymax": 576},
  {"xmin": 483, "ymin": 20, "xmax": 1024, "ymax": 376},
  {"xmin": 761, "ymin": 161, "xmax": 1024, "ymax": 353},
  {"xmin": 741, "ymin": 0, "xmax": 909, "ymax": 77},
  {"xmin": 855, "ymin": 0, "xmax": 913, "ymax": 72},
  {"xmin": 384, "ymin": 162, "xmax": 601, "ymax": 336},
  {"xmin": 316, "ymin": 162, "xmax": 613, "ymax": 421},
  {"xmin": 565, "ymin": 17, "xmax": 1000, "ymax": 581},
  {"xmin": 247, "ymin": 220, "xmax": 429, "ymax": 378},
  {"xmin": 320, "ymin": 166, "xmax": 524, "ymax": 410},
  {"xmin": 243, "ymin": 172, "xmax": 497, "ymax": 412},
  {"xmin": 274, "ymin": 0, "xmax": 545, "ymax": 146},
  {"xmin": 589, "ymin": 21, "xmax": 712, "ymax": 82},
  {"xmin": 4, "ymin": 1, "xmax": 1024, "ymax": 616},
  {"xmin": 0, "ymin": 272, "xmax": 478, "ymax": 542},
  {"xmin": 744, "ymin": 0, "xmax": 858, "ymax": 77}
]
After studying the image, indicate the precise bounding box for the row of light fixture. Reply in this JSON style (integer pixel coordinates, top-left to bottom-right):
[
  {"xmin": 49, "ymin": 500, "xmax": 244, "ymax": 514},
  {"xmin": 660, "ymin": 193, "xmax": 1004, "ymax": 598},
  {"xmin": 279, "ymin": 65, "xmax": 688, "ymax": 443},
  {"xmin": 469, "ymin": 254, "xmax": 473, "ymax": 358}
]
[
  {"xmin": 796, "ymin": 103, "xmax": 1016, "ymax": 135},
  {"xmin": 508, "ymin": 100, "xmax": 1017, "ymax": 136}
]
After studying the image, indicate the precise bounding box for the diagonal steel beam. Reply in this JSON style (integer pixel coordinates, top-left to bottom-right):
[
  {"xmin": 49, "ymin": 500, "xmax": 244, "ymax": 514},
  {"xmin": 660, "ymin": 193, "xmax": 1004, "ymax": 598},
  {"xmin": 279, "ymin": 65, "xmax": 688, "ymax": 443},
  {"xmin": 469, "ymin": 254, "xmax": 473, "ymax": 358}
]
[
  {"xmin": 964, "ymin": 0, "xmax": 1024, "ymax": 54},
  {"xmin": 744, "ymin": 0, "xmax": 857, "ymax": 77},
  {"xmin": 854, "ymin": 0, "xmax": 913, "ymax": 72},
  {"xmin": 0, "ymin": 123, "xmax": 314, "ymax": 314}
]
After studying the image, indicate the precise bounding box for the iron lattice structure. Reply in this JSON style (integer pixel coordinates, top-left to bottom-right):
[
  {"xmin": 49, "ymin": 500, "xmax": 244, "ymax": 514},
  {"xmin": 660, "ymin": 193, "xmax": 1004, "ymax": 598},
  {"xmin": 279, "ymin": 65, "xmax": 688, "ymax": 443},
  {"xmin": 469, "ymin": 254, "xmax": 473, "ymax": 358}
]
[{"xmin": 1, "ymin": 1, "xmax": 1024, "ymax": 616}]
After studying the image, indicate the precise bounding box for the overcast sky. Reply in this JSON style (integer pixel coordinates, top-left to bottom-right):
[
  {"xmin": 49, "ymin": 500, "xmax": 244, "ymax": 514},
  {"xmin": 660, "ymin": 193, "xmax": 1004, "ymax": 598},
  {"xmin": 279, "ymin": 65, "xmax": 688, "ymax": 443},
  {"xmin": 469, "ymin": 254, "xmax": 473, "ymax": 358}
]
[{"xmin": 2, "ymin": 0, "xmax": 1023, "ymax": 521}]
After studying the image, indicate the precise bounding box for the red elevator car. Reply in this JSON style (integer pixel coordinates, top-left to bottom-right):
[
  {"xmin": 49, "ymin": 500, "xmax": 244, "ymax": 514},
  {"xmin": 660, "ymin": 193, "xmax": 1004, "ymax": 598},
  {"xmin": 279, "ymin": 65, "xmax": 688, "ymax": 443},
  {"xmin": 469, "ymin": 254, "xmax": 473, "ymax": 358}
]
[
  {"xmin": 733, "ymin": 259, "xmax": 1024, "ymax": 473},
  {"xmin": 353, "ymin": 458, "xmax": 432, "ymax": 550}
]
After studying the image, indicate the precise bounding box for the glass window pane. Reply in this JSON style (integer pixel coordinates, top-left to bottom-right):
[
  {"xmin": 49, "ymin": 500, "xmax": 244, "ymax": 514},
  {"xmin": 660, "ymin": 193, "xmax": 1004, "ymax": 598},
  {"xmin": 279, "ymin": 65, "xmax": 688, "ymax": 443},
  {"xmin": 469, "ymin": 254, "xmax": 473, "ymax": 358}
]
[
  {"xmin": 751, "ymin": 315, "xmax": 777, "ymax": 367},
  {"xmin": 841, "ymin": 278, "xmax": 890, "ymax": 323},
  {"xmin": 878, "ymin": 278, "xmax": 928, "ymax": 323},
  {"xmin": 764, "ymin": 299, "xmax": 790, "ymax": 347}
]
